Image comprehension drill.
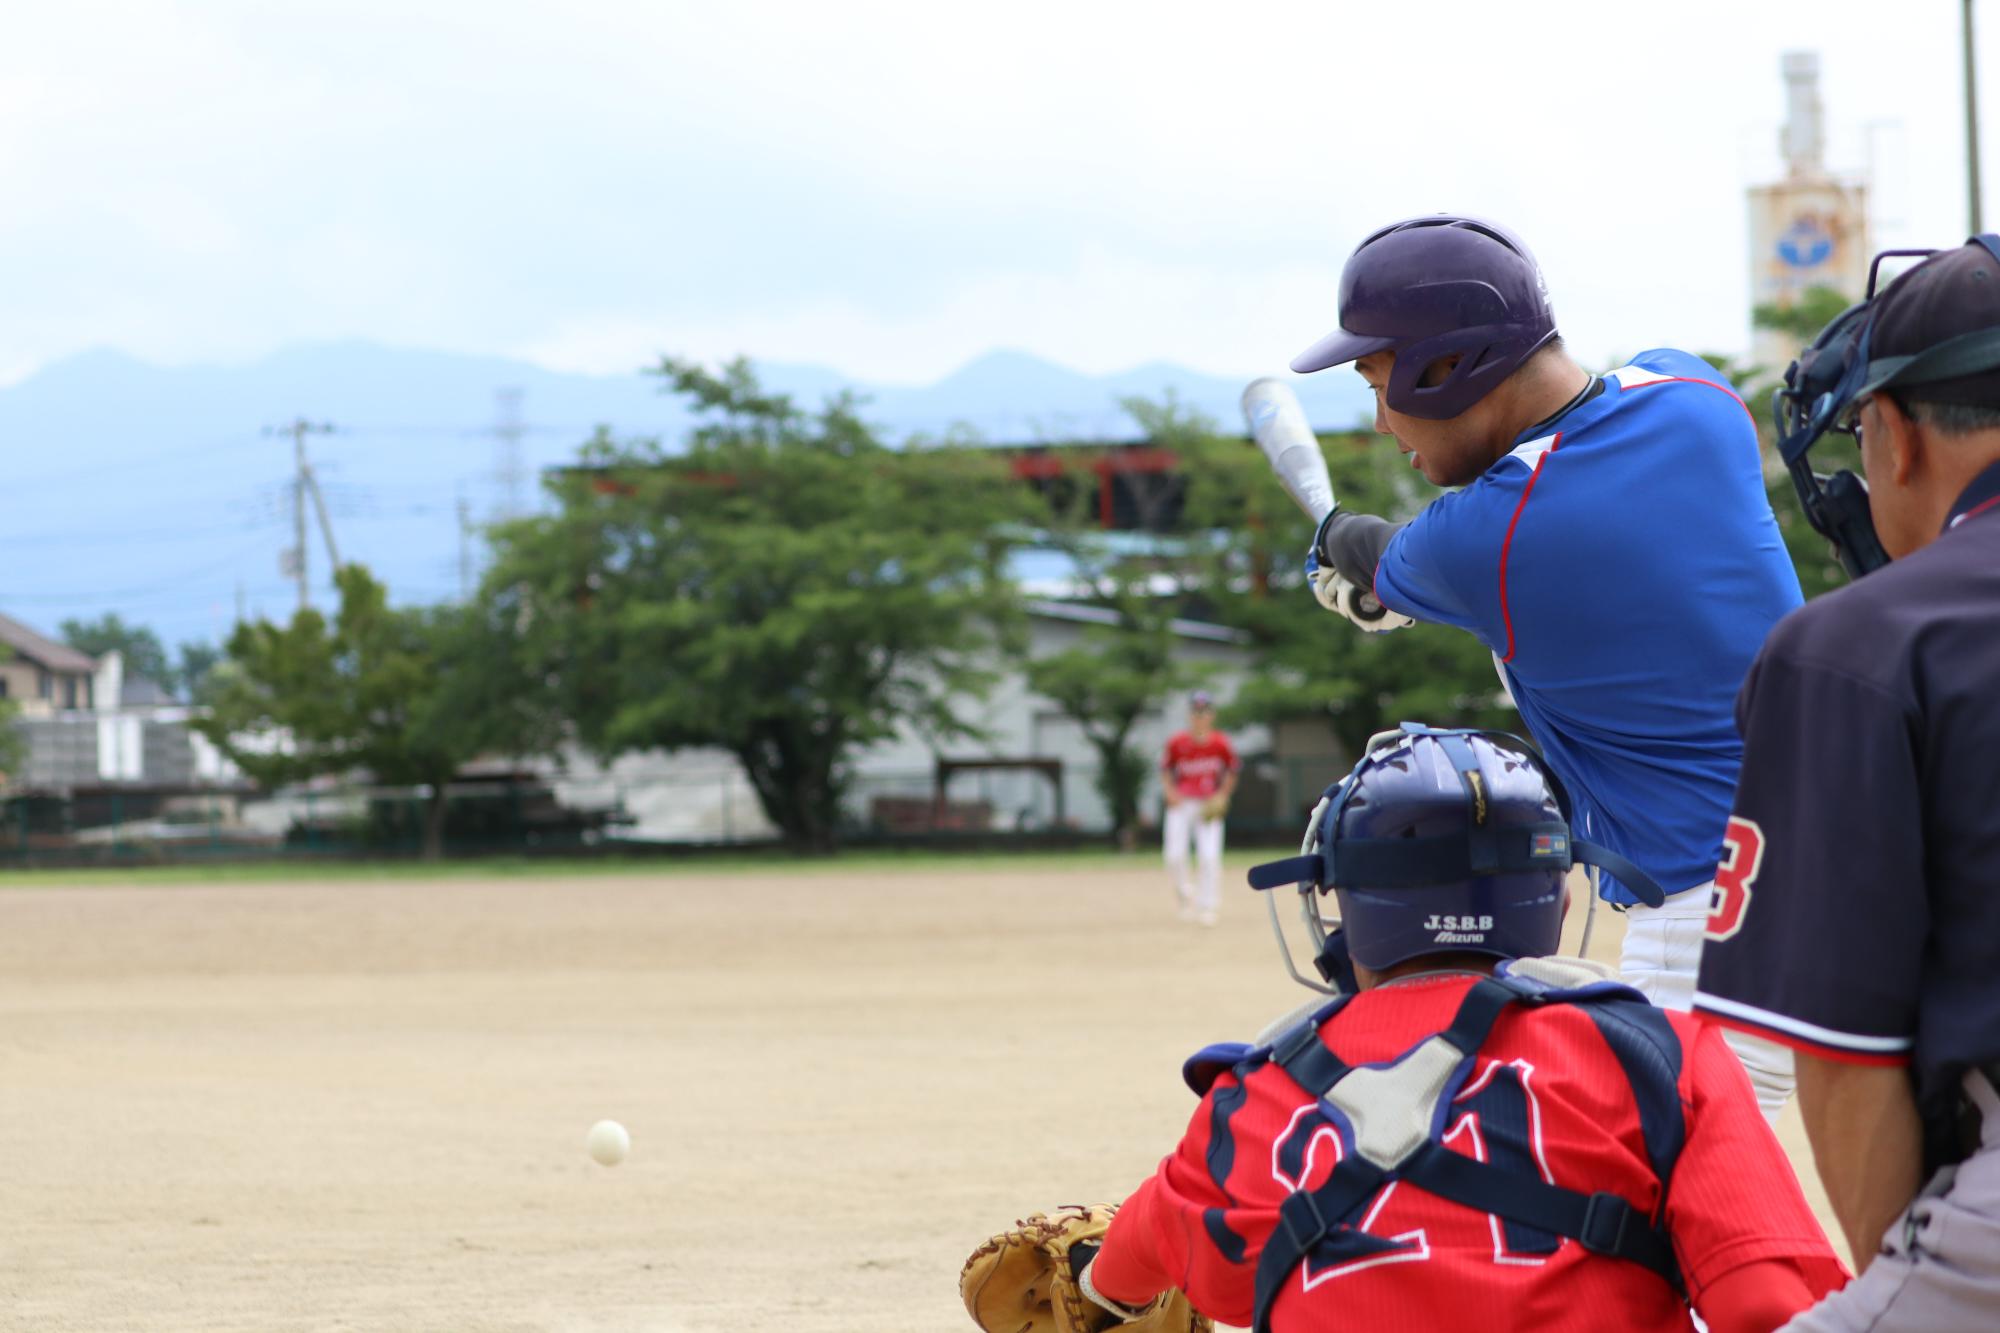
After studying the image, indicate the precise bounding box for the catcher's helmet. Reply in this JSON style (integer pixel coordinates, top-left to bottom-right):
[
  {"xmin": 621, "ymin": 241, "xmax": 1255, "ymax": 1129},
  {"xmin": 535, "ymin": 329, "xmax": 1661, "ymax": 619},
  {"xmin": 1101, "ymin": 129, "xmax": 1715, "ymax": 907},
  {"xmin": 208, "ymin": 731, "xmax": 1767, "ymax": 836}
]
[
  {"xmin": 1248, "ymin": 724, "xmax": 1664, "ymax": 985},
  {"xmin": 1291, "ymin": 215, "xmax": 1559, "ymax": 421}
]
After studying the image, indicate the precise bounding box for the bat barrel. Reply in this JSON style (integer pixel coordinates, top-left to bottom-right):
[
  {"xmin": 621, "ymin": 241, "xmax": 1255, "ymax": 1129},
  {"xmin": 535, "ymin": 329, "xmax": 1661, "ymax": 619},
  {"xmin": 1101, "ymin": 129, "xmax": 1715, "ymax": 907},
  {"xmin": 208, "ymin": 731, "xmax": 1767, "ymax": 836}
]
[{"xmin": 1241, "ymin": 377, "xmax": 1336, "ymax": 523}]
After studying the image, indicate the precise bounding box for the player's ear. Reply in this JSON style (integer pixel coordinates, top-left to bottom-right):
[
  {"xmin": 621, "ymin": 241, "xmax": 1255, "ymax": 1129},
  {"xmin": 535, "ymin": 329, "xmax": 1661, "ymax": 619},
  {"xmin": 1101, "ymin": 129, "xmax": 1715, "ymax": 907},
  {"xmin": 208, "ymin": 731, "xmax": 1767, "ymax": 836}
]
[
  {"xmin": 1416, "ymin": 354, "xmax": 1462, "ymax": 389},
  {"xmin": 1872, "ymin": 394, "xmax": 1922, "ymax": 487}
]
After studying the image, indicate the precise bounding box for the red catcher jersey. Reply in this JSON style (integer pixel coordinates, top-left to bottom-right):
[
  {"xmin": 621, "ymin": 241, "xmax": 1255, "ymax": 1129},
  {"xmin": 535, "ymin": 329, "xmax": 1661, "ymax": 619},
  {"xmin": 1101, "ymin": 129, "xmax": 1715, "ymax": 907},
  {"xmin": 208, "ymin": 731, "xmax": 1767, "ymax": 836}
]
[
  {"xmin": 1161, "ymin": 730, "xmax": 1238, "ymax": 800},
  {"xmin": 1091, "ymin": 975, "xmax": 1844, "ymax": 1332}
]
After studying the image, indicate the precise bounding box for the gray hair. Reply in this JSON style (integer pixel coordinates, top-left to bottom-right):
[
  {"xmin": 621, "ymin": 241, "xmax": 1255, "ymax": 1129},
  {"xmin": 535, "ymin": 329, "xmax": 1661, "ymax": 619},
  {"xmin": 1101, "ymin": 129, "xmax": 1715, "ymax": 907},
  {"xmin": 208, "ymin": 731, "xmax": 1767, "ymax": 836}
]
[{"xmin": 1903, "ymin": 394, "xmax": 2000, "ymax": 436}]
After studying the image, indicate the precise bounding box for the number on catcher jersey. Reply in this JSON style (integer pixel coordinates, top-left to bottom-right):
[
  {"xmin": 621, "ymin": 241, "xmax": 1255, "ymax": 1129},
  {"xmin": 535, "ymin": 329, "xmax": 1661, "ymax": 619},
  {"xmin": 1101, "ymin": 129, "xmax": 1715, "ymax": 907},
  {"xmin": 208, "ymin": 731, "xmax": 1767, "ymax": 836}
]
[
  {"xmin": 1271, "ymin": 1057, "xmax": 1561, "ymax": 1291},
  {"xmin": 1705, "ymin": 817, "xmax": 1765, "ymax": 943}
]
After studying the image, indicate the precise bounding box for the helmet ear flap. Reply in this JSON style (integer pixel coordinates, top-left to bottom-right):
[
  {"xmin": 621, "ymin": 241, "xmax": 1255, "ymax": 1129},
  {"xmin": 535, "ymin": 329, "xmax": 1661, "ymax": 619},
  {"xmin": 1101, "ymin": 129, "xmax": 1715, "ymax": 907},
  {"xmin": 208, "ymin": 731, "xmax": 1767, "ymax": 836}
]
[
  {"xmin": 1385, "ymin": 324, "xmax": 1560, "ymax": 420},
  {"xmin": 1313, "ymin": 927, "xmax": 1359, "ymax": 993}
]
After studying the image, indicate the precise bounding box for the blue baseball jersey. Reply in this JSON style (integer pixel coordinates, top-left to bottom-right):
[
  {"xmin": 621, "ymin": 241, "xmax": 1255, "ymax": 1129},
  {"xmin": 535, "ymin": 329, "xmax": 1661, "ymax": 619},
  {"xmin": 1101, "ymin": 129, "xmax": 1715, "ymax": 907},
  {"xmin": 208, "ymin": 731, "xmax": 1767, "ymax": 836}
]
[{"xmin": 1372, "ymin": 350, "xmax": 1803, "ymax": 903}]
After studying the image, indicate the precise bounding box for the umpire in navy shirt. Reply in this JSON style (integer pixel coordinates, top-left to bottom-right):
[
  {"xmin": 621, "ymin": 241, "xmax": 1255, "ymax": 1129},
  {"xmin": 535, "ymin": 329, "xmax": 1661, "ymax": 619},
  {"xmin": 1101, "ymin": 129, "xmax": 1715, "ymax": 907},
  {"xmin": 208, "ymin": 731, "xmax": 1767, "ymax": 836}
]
[{"xmin": 1694, "ymin": 237, "xmax": 2000, "ymax": 1328}]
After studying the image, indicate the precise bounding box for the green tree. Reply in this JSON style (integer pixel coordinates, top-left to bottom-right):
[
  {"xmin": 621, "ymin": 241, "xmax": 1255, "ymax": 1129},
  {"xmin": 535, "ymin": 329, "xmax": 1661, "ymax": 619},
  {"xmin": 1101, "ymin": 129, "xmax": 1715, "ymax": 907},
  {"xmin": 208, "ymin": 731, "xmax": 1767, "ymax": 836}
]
[
  {"xmin": 1751, "ymin": 284, "xmax": 1855, "ymax": 352},
  {"xmin": 1012, "ymin": 400, "xmax": 1215, "ymax": 844},
  {"xmin": 1766, "ymin": 464, "xmax": 1853, "ymax": 602},
  {"xmin": 176, "ymin": 641, "xmax": 225, "ymax": 702},
  {"xmin": 485, "ymin": 357, "xmax": 1028, "ymax": 853},
  {"xmin": 1012, "ymin": 395, "xmax": 1512, "ymax": 832},
  {"xmin": 195, "ymin": 565, "xmax": 556, "ymax": 859},
  {"xmin": 60, "ymin": 613, "xmax": 173, "ymax": 691},
  {"xmin": 0, "ymin": 701, "xmax": 20, "ymax": 781},
  {"xmin": 1711, "ymin": 354, "xmax": 1884, "ymax": 614},
  {"xmin": 0, "ymin": 651, "xmax": 23, "ymax": 782},
  {"xmin": 1696, "ymin": 343, "xmax": 1855, "ymax": 605},
  {"xmin": 1023, "ymin": 556, "xmax": 1200, "ymax": 847}
]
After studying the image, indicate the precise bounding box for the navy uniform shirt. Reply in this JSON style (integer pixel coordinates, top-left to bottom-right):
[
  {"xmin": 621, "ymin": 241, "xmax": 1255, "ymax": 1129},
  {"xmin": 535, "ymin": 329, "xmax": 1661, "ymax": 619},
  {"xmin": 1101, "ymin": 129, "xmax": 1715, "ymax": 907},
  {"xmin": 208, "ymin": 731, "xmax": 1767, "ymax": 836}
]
[{"xmin": 1694, "ymin": 459, "xmax": 2000, "ymax": 1143}]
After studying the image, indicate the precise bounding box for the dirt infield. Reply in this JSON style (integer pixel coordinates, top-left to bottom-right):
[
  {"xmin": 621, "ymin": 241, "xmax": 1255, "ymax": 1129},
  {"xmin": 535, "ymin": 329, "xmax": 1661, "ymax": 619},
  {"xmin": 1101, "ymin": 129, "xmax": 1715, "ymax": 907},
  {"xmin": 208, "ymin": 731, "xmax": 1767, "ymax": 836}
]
[{"xmin": 0, "ymin": 859, "xmax": 1841, "ymax": 1331}]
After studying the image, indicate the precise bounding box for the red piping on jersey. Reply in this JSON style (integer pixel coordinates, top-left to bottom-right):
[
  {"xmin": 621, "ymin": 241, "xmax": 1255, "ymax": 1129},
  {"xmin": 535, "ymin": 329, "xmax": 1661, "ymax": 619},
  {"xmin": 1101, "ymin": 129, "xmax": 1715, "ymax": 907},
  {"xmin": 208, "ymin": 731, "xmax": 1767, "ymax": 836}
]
[
  {"xmin": 1951, "ymin": 493, "xmax": 2000, "ymax": 528},
  {"xmin": 1497, "ymin": 433, "xmax": 1560, "ymax": 664},
  {"xmin": 1618, "ymin": 374, "xmax": 1756, "ymax": 424},
  {"xmin": 1695, "ymin": 1008, "xmax": 1912, "ymax": 1068}
]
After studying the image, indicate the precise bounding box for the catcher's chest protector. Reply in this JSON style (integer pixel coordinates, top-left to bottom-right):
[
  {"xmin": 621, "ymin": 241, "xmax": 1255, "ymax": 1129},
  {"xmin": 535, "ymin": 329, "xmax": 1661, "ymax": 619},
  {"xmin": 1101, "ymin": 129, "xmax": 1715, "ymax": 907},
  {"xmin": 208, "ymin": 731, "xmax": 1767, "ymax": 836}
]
[{"xmin": 1235, "ymin": 964, "xmax": 1688, "ymax": 1333}]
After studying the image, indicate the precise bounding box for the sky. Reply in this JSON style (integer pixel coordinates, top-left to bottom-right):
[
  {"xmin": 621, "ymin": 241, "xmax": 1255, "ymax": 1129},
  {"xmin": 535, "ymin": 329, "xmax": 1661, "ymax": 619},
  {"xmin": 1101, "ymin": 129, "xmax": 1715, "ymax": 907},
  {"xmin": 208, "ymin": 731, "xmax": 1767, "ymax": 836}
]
[{"xmin": 0, "ymin": 0, "xmax": 1986, "ymax": 388}]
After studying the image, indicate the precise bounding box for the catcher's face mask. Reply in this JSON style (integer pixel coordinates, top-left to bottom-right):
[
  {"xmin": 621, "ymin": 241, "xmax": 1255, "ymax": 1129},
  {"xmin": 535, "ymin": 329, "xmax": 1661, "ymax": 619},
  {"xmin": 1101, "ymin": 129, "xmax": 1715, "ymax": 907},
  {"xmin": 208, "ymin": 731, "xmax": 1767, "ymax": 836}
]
[{"xmin": 1774, "ymin": 236, "xmax": 2000, "ymax": 580}]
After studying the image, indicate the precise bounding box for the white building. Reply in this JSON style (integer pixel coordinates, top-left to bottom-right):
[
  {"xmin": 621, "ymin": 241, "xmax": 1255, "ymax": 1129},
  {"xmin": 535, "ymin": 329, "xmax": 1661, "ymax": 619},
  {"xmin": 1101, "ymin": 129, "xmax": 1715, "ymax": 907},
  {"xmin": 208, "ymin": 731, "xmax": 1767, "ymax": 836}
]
[
  {"xmin": 0, "ymin": 615, "xmax": 240, "ymax": 793},
  {"xmin": 547, "ymin": 601, "xmax": 1284, "ymax": 843}
]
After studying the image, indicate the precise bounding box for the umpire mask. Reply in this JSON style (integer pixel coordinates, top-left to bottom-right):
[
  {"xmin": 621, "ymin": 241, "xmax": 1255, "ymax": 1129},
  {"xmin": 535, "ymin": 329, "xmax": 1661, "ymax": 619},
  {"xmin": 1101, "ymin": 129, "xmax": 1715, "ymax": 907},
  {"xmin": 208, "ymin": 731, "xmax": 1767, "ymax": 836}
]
[{"xmin": 1775, "ymin": 235, "xmax": 2000, "ymax": 579}]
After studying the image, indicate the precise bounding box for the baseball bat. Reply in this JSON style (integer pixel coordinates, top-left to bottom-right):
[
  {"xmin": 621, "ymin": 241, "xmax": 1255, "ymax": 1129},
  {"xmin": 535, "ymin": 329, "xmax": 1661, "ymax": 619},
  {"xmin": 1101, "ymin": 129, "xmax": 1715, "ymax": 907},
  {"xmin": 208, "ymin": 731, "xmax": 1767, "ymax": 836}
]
[
  {"xmin": 1240, "ymin": 377, "xmax": 1336, "ymax": 523},
  {"xmin": 1240, "ymin": 378, "xmax": 1394, "ymax": 620}
]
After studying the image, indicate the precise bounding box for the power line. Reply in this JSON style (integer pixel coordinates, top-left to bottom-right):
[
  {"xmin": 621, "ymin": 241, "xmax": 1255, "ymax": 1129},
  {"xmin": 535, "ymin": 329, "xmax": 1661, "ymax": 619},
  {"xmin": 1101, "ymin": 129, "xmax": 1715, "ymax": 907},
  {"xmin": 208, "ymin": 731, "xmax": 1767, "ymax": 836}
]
[
  {"xmin": 7, "ymin": 435, "xmax": 273, "ymax": 488},
  {"xmin": 0, "ymin": 539, "xmax": 272, "ymax": 604},
  {"xmin": 0, "ymin": 492, "xmax": 451, "ymax": 552},
  {"xmin": 331, "ymin": 421, "xmax": 584, "ymax": 439},
  {"xmin": 0, "ymin": 514, "xmax": 286, "ymax": 549}
]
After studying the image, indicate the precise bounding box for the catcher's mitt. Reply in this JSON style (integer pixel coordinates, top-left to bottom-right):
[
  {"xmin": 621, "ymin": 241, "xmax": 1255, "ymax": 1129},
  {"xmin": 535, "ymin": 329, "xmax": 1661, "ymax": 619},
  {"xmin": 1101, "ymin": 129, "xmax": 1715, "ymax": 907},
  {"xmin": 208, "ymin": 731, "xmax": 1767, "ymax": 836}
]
[
  {"xmin": 959, "ymin": 1205, "xmax": 1211, "ymax": 1332},
  {"xmin": 1199, "ymin": 794, "xmax": 1230, "ymax": 821}
]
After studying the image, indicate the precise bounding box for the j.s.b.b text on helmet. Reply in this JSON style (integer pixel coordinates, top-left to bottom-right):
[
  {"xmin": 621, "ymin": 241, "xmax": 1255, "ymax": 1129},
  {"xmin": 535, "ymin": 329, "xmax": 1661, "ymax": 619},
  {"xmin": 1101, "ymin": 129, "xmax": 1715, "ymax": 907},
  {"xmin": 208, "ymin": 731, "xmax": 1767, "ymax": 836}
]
[{"xmin": 1427, "ymin": 912, "xmax": 1494, "ymax": 945}]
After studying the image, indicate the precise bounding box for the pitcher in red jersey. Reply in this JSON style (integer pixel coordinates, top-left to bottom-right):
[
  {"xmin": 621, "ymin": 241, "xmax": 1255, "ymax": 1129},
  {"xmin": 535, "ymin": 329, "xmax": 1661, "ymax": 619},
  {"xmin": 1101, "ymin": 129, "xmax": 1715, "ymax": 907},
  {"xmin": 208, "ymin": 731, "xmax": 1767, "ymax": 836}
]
[
  {"xmin": 985, "ymin": 728, "xmax": 1847, "ymax": 1333},
  {"xmin": 1159, "ymin": 691, "xmax": 1238, "ymax": 926}
]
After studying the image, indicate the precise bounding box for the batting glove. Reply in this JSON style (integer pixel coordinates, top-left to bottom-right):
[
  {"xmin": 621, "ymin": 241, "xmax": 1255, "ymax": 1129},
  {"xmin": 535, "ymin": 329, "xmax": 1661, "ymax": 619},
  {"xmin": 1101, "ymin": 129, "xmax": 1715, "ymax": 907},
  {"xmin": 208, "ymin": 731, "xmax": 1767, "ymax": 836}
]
[{"xmin": 1303, "ymin": 548, "xmax": 1413, "ymax": 633}]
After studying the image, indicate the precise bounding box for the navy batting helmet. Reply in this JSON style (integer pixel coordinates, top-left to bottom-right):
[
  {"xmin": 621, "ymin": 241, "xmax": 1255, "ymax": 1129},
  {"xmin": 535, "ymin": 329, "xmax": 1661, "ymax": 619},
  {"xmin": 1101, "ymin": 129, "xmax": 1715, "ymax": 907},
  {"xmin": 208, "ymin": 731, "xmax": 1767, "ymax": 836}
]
[
  {"xmin": 1291, "ymin": 216, "xmax": 1559, "ymax": 421},
  {"xmin": 1248, "ymin": 725, "xmax": 1664, "ymax": 986}
]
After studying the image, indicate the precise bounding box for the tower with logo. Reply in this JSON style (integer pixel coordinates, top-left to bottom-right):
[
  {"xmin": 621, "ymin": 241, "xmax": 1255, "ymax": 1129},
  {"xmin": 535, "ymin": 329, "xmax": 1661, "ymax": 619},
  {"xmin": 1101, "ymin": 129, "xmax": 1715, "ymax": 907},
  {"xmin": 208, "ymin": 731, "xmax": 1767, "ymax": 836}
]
[{"xmin": 1747, "ymin": 51, "xmax": 1871, "ymax": 375}]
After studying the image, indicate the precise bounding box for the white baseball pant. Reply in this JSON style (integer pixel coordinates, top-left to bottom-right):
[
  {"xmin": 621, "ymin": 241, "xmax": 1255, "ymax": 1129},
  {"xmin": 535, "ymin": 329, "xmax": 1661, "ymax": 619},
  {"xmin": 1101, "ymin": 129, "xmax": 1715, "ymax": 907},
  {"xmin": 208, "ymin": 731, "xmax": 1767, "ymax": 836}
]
[
  {"xmin": 1621, "ymin": 884, "xmax": 1795, "ymax": 1122},
  {"xmin": 1163, "ymin": 800, "xmax": 1223, "ymax": 920}
]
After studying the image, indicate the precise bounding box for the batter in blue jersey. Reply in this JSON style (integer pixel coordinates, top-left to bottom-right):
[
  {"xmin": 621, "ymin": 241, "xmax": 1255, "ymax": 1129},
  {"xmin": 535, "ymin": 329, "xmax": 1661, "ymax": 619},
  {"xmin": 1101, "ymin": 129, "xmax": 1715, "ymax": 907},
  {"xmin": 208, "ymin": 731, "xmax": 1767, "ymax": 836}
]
[{"xmin": 1290, "ymin": 215, "xmax": 1801, "ymax": 1115}]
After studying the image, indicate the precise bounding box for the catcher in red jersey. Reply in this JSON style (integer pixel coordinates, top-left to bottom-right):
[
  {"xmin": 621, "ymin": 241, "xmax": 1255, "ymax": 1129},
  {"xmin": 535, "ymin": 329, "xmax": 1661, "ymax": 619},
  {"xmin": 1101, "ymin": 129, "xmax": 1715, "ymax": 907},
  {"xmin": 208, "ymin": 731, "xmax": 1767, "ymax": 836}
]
[
  {"xmin": 962, "ymin": 727, "xmax": 1844, "ymax": 1333},
  {"xmin": 1159, "ymin": 691, "xmax": 1239, "ymax": 926}
]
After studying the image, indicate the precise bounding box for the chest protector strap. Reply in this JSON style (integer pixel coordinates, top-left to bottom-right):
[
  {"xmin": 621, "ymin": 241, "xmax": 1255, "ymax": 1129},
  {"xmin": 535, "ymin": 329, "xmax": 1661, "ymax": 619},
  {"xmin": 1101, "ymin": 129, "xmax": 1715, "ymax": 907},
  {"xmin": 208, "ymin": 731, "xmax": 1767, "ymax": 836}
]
[{"xmin": 1248, "ymin": 975, "xmax": 1685, "ymax": 1333}]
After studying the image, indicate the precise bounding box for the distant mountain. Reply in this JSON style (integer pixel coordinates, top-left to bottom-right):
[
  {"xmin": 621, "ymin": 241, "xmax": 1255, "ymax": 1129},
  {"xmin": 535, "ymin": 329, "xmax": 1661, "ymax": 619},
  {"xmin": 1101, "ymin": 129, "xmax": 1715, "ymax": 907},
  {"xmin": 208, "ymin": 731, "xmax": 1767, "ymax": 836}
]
[
  {"xmin": 0, "ymin": 343, "xmax": 1373, "ymax": 649},
  {"xmin": 837, "ymin": 348, "xmax": 1371, "ymax": 441}
]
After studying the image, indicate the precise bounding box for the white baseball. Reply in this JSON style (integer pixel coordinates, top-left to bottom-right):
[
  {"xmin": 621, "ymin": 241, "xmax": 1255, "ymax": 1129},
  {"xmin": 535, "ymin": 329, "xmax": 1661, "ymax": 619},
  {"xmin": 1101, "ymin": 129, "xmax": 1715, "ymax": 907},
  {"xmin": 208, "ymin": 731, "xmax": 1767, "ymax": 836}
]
[{"xmin": 586, "ymin": 1119, "xmax": 630, "ymax": 1167}]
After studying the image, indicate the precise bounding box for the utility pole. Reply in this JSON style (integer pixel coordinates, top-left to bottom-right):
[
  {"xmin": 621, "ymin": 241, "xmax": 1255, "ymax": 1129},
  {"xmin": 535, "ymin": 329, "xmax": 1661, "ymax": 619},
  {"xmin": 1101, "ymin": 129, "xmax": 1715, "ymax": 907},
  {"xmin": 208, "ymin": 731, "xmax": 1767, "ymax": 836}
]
[
  {"xmin": 265, "ymin": 418, "xmax": 337, "ymax": 612},
  {"xmin": 457, "ymin": 494, "xmax": 474, "ymax": 599},
  {"xmin": 1969, "ymin": 0, "xmax": 1985, "ymax": 233},
  {"xmin": 493, "ymin": 386, "xmax": 525, "ymax": 522}
]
